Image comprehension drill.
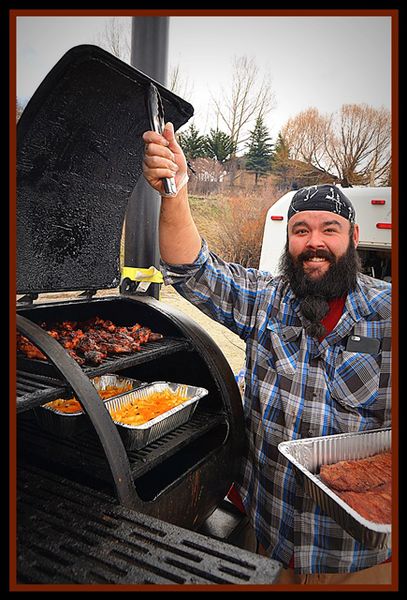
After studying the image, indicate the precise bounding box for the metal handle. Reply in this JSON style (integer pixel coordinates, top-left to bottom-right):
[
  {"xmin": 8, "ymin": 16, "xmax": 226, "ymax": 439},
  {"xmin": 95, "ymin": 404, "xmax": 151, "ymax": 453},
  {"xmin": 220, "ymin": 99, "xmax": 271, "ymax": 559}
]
[{"xmin": 146, "ymin": 83, "xmax": 178, "ymax": 196}]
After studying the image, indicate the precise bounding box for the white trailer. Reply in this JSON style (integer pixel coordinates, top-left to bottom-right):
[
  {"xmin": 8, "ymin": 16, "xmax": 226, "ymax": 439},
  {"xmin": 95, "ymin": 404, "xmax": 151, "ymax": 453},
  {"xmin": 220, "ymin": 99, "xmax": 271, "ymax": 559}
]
[{"xmin": 259, "ymin": 186, "xmax": 392, "ymax": 282}]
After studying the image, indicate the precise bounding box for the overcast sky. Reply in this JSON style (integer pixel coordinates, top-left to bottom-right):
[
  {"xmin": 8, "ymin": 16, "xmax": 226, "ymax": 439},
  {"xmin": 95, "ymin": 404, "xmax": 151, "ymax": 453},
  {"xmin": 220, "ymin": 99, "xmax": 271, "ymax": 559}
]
[{"xmin": 16, "ymin": 14, "xmax": 392, "ymax": 141}]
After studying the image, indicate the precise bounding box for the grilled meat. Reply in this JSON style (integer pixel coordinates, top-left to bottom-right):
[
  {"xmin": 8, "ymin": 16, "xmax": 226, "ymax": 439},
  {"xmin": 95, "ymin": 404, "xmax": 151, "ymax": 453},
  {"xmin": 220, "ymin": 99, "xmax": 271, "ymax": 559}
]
[
  {"xmin": 338, "ymin": 481, "xmax": 392, "ymax": 524},
  {"xmin": 83, "ymin": 350, "xmax": 107, "ymax": 366},
  {"xmin": 319, "ymin": 451, "xmax": 391, "ymax": 493},
  {"xmin": 16, "ymin": 333, "xmax": 47, "ymax": 361},
  {"xmin": 66, "ymin": 349, "xmax": 86, "ymax": 366},
  {"xmin": 319, "ymin": 451, "xmax": 392, "ymax": 525},
  {"xmin": 17, "ymin": 317, "xmax": 163, "ymax": 366},
  {"xmin": 148, "ymin": 332, "xmax": 164, "ymax": 342},
  {"xmin": 58, "ymin": 330, "xmax": 86, "ymax": 351}
]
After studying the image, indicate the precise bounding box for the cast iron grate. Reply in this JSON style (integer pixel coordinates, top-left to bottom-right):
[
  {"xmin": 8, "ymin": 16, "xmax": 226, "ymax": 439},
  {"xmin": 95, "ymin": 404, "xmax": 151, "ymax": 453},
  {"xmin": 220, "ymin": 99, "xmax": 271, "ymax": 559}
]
[
  {"xmin": 17, "ymin": 464, "xmax": 281, "ymax": 585},
  {"xmin": 16, "ymin": 337, "xmax": 191, "ymax": 412},
  {"xmin": 18, "ymin": 410, "xmax": 227, "ymax": 483},
  {"xmin": 17, "ymin": 371, "xmax": 68, "ymax": 405}
]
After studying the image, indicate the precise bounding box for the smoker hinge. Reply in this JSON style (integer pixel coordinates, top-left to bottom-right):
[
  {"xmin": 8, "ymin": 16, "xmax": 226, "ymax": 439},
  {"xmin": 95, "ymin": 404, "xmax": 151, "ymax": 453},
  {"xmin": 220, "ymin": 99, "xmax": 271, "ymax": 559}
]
[
  {"xmin": 17, "ymin": 293, "xmax": 38, "ymax": 305},
  {"xmin": 78, "ymin": 289, "xmax": 97, "ymax": 299}
]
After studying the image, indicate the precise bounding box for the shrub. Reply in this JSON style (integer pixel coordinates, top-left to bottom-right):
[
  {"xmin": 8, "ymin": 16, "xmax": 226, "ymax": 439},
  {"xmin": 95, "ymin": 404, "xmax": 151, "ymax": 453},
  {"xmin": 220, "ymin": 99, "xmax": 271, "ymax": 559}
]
[{"xmin": 215, "ymin": 189, "xmax": 279, "ymax": 268}]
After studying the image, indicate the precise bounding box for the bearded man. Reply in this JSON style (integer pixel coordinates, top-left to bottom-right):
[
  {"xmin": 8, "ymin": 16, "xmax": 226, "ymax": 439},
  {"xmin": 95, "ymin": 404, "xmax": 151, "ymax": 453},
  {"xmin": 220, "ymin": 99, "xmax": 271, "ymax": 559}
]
[{"xmin": 142, "ymin": 124, "xmax": 392, "ymax": 585}]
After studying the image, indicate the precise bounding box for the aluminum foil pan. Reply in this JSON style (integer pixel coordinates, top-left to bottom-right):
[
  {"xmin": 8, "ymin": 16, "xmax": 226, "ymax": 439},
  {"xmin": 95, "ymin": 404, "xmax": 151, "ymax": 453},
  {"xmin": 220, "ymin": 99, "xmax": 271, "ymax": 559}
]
[
  {"xmin": 104, "ymin": 381, "xmax": 208, "ymax": 450},
  {"xmin": 34, "ymin": 374, "xmax": 142, "ymax": 438},
  {"xmin": 278, "ymin": 428, "xmax": 391, "ymax": 549}
]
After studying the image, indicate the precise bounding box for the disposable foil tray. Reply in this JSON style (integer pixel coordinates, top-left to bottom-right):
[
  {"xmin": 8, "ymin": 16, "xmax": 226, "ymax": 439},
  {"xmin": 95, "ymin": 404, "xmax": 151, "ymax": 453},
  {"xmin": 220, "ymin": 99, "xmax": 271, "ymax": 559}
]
[
  {"xmin": 278, "ymin": 427, "xmax": 391, "ymax": 549},
  {"xmin": 34, "ymin": 374, "xmax": 142, "ymax": 438},
  {"xmin": 104, "ymin": 381, "xmax": 208, "ymax": 450}
]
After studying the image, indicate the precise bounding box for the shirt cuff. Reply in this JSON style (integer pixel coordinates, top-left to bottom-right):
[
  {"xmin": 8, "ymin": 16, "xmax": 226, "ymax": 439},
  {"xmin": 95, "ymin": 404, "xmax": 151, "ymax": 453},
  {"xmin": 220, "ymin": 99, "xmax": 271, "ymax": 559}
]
[{"xmin": 159, "ymin": 238, "xmax": 209, "ymax": 285}]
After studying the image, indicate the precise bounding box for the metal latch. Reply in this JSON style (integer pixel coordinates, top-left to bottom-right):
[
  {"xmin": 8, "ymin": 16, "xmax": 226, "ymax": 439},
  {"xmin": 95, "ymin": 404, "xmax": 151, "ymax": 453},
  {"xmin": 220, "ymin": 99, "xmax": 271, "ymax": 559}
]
[{"xmin": 120, "ymin": 266, "xmax": 164, "ymax": 294}]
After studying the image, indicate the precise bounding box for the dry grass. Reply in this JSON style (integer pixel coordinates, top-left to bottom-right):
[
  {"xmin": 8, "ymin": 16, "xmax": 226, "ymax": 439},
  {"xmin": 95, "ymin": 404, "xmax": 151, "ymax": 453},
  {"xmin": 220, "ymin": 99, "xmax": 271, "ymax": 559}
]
[
  {"xmin": 189, "ymin": 190, "xmax": 279, "ymax": 268},
  {"xmin": 120, "ymin": 188, "xmax": 280, "ymax": 270}
]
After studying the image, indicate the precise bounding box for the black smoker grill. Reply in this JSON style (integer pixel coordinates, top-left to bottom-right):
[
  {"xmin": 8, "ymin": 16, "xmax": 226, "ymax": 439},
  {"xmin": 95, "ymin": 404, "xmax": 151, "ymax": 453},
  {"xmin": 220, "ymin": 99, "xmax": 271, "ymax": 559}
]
[{"xmin": 15, "ymin": 46, "xmax": 281, "ymax": 585}]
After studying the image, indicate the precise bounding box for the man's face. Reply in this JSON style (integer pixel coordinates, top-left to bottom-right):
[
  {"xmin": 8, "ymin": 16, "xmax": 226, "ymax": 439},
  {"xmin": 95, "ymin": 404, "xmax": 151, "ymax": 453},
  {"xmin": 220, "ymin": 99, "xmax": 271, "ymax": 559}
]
[{"xmin": 287, "ymin": 211, "xmax": 359, "ymax": 279}]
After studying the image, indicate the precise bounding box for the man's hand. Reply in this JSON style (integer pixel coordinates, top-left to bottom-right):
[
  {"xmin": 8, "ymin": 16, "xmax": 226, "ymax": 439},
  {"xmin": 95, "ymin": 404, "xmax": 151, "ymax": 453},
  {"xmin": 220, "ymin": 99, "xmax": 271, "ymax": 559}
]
[
  {"xmin": 142, "ymin": 122, "xmax": 201, "ymax": 263},
  {"xmin": 143, "ymin": 122, "xmax": 188, "ymax": 197}
]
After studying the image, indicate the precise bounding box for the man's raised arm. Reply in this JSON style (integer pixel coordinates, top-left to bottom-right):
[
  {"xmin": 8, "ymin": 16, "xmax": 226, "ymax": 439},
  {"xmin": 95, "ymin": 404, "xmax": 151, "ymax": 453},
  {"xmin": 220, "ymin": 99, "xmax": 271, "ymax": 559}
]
[{"xmin": 142, "ymin": 122, "xmax": 202, "ymax": 265}]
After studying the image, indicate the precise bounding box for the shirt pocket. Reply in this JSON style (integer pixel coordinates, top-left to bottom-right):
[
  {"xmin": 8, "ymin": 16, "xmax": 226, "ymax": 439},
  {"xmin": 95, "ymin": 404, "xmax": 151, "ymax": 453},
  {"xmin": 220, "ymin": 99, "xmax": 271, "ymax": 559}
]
[
  {"xmin": 330, "ymin": 348, "xmax": 382, "ymax": 409},
  {"xmin": 258, "ymin": 321, "xmax": 302, "ymax": 375}
]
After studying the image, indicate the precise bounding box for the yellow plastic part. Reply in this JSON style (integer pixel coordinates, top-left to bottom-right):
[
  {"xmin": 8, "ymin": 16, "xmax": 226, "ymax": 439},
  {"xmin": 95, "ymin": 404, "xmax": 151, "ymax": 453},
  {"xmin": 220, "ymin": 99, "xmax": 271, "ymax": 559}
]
[{"xmin": 121, "ymin": 266, "xmax": 164, "ymax": 284}]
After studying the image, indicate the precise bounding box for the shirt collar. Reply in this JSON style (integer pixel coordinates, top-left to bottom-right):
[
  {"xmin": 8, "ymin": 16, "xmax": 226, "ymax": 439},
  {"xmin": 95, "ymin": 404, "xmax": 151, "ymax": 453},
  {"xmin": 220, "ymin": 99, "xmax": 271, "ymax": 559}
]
[{"xmin": 346, "ymin": 273, "xmax": 391, "ymax": 322}]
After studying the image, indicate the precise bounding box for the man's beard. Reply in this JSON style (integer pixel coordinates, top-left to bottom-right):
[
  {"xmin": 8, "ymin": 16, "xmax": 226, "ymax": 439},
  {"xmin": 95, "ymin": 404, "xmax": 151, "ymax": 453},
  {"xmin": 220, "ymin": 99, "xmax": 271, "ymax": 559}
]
[{"xmin": 279, "ymin": 240, "xmax": 361, "ymax": 338}]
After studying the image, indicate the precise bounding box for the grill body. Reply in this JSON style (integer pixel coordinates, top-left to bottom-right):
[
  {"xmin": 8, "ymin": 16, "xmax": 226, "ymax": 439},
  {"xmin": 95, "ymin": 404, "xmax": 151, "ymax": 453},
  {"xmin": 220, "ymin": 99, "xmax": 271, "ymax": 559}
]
[
  {"xmin": 14, "ymin": 45, "xmax": 281, "ymax": 586},
  {"xmin": 17, "ymin": 464, "xmax": 281, "ymax": 585},
  {"xmin": 17, "ymin": 295, "xmax": 246, "ymax": 529}
]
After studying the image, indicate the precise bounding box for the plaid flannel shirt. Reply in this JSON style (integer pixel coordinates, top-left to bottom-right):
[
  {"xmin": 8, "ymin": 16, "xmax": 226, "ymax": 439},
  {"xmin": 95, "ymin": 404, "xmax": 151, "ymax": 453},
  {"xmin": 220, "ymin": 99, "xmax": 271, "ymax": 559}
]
[{"xmin": 160, "ymin": 239, "xmax": 392, "ymax": 574}]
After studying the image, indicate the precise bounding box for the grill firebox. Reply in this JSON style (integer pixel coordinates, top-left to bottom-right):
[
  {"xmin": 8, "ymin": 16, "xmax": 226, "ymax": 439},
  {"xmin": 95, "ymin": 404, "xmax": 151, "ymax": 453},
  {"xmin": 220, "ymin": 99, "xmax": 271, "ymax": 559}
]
[
  {"xmin": 17, "ymin": 295, "xmax": 246, "ymax": 527},
  {"xmin": 17, "ymin": 464, "xmax": 281, "ymax": 585}
]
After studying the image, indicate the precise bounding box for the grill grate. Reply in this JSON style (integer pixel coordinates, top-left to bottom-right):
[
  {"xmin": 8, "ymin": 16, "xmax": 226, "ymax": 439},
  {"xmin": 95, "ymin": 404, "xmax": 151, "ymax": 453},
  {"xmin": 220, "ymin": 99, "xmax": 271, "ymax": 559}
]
[
  {"xmin": 82, "ymin": 338, "xmax": 191, "ymax": 377},
  {"xmin": 19, "ymin": 411, "xmax": 228, "ymax": 487},
  {"xmin": 17, "ymin": 337, "xmax": 191, "ymax": 412},
  {"xmin": 17, "ymin": 464, "xmax": 281, "ymax": 585},
  {"xmin": 17, "ymin": 371, "xmax": 69, "ymax": 407}
]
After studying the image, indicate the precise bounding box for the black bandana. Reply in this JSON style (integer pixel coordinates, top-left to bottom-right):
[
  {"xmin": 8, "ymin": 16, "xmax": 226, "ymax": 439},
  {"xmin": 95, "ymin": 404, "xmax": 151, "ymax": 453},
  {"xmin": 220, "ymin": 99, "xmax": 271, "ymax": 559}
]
[{"xmin": 288, "ymin": 184, "xmax": 356, "ymax": 223}]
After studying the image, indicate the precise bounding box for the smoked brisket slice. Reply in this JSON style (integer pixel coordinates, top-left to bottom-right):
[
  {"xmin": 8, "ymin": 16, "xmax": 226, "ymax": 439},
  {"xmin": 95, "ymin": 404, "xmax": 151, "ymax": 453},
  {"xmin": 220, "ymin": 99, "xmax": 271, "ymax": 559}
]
[
  {"xmin": 319, "ymin": 451, "xmax": 391, "ymax": 493},
  {"xmin": 337, "ymin": 481, "xmax": 391, "ymax": 524},
  {"xmin": 319, "ymin": 451, "xmax": 392, "ymax": 524}
]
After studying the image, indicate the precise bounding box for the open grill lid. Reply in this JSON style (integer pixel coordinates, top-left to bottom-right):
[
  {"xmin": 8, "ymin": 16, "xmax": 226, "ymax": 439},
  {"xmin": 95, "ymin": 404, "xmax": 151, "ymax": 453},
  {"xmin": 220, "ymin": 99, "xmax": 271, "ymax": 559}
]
[{"xmin": 17, "ymin": 44, "xmax": 194, "ymax": 295}]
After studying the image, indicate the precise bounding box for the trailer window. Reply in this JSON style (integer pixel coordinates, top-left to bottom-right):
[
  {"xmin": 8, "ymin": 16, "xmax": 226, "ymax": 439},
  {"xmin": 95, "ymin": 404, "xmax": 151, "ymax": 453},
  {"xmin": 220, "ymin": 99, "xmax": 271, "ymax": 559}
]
[{"xmin": 358, "ymin": 249, "xmax": 391, "ymax": 282}]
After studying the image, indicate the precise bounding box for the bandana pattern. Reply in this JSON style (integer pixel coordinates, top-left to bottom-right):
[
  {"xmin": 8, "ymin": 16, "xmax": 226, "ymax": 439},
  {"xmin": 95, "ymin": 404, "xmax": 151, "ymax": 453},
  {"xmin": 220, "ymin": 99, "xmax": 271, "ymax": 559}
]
[{"xmin": 288, "ymin": 185, "xmax": 355, "ymax": 223}]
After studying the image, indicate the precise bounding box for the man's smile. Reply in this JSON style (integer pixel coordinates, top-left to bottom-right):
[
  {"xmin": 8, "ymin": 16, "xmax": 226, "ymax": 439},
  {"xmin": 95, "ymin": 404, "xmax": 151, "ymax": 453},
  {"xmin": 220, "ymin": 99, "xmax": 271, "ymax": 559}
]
[{"xmin": 304, "ymin": 257, "xmax": 328, "ymax": 262}]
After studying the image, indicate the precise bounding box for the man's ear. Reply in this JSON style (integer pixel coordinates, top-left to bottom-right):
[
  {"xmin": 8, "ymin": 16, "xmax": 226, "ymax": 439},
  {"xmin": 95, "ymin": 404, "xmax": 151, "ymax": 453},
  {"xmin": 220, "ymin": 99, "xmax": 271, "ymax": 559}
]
[{"xmin": 353, "ymin": 223, "xmax": 360, "ymax": 248}]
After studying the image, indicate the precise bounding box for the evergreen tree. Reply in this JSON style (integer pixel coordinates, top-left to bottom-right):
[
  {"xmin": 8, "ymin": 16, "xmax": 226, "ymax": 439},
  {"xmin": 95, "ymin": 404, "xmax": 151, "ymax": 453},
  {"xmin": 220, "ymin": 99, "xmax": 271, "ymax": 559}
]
[
  {"xmin": 203, "ymin": 129, "xmax": 236, "ymax": 163},
  {"xmin": 178, "ymin": 124, "xmax": 206, "ymax": 161},
  {"xmin": 245, "ymin": 115, "xmax": 274, "ymax": 184},
  {"xmin": 272, "ymin": 132, "xmax": 290, "ymax": 166},
  {"xmin": 271, "ymin": 132, "xmax": 292, "ymax": 189}
]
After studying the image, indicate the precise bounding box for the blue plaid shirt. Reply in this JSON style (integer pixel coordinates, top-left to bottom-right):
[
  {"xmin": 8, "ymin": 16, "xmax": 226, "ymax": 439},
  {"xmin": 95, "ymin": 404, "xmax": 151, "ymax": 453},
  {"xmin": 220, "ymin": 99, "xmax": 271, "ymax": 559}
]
[{"xmin": 160, "ymin": 239, "xmax": 392, "ymax": 574}]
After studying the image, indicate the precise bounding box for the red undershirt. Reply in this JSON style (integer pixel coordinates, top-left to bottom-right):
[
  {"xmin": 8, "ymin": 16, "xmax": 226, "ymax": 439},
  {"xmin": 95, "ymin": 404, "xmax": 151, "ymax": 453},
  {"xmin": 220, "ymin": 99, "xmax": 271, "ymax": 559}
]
[
  {"xmin": 228, "ymin": 295, "xmax": 389, "ymax": 565},
  {"xmin": 319, "ymin": 296, "xmax": 347, "ymax": 341}
]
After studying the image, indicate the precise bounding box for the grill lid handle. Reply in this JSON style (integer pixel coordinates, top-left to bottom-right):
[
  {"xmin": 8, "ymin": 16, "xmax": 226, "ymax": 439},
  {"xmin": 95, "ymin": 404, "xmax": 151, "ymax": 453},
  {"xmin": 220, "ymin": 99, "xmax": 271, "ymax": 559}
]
[{"xmin": 16, "ymin": 314, "xmax": 141, "ymax": 509}]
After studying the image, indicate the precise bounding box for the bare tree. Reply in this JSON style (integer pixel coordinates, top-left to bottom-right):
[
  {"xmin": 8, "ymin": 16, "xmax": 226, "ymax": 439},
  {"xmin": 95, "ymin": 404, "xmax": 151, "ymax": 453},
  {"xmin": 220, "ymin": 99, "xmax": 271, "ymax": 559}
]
[
  {"xmin": 94, "ymin": 18, "xmax": 192, "ymax": 100},
  {"xmin": 282, "ymin": 104, "xmax": 391, "ymax": 186},
  {"xmin": 168, "ymin": 64, "xmax": 194, "ymax": 99},
  {"xmin": 283, "ymin": 108, "xmax": 333, "ymax": 172},
  {"xmin": 211, "ymin": 56, "xmax": 276, "ymax": 156},
  {"xmin": 94, "ymin": 17, "xmax": 131, "ymax": 62},
  {"xmin": 328, "ymin": 104, "xmax": 391, "ymax": 186},
  {"xmin": 218, "ymin": 190, "xmax": 277, "ymax": 267}
]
